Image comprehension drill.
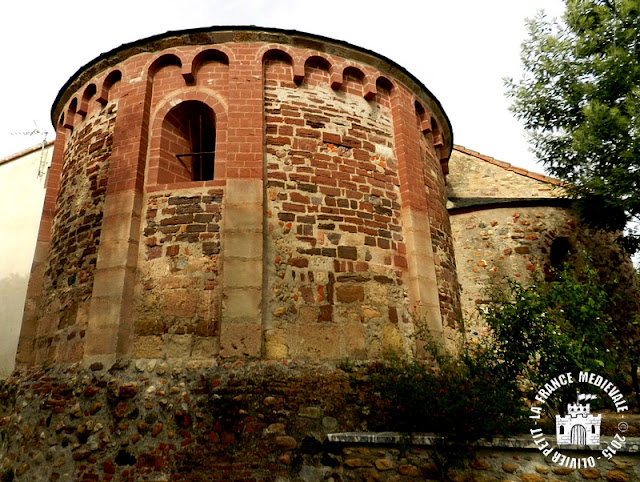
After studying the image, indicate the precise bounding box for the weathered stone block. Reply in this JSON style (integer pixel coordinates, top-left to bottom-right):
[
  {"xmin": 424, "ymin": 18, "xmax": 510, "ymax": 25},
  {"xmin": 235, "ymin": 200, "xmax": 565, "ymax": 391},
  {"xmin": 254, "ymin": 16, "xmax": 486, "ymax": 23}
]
[
  {"xmin": 118, "ymin": 382, "xmax": 138, "ymax": 399},
  {"xmin": 382, "ymin": 325, "xmax": 405, "ymax": 354},
  {"xmin": 135, "ymin": 318, "xmax": 165, "ymax": 336},
  {"xmin": 520, "ymin": 475, "xmax": 545, "ymax": 482},
  {"xmin": 375, "ymin": 459, "xmax": 394, "ymax": 471},
  {"xmin": 336, "ymin": 285, "xmax": 364, "ymax": 303},
  {"xmin": 501, "ymin": 461, "xmax": 518, "ymax": 473},
  {"xmin": 275, "ymin": 436, "xmax": 297, "ymax": 450},
  {"xmin": 343, "ymin": 323, "xmax": 366, "ymax": 358},
  {"xmin": 132, "ymin": 336, "xmax": 164, "ymax": 358},
  {"xmin": 398, "ymin": 465, "xmax": 419, "ymax": 476},
  {"xmin": 191, "ymin": 337, "xmax": 219, "ymax": 358},
  {"xmin": 220, "ymin": 322, "xmax": 261, "ymax": 358},
  {"xmin": 164, "ymin": 334, "xmax": 193, "ymax": 358},
  {"xmin": 298, "ymin": 406, "xmax": 322, "ymax": 419},
  {"xmin": 298, "ymin": 306, "xmax": 318, "ymax": 323},
  {"xmin": 579, "ymin": 468, "xmax": 600, "ymax": 479},
  {"xmin": 289, "ymin": 324, "xmax": 341, "ymax": 359},
  {"xmin": 223, "ymin": 259, "xmax": 262, "ymax": 288},
  {"xmin": 605, "ymin": 470, "xmax": 630, "ymax": 482},
  {"xmin": 223, "ymin": 231, "xmax": 261, "ymax": 258},
  {"xmin": 222, "ymin": 288, "xmax": 262, "ymax": 320},
  {"xmin": 264, "ymin": 328, "xmax": 288, "ymax": 359},
  {"xmin": 162, "ymin": 290, "xmax": 197, "ymax": 318},
  {"xmin": 222, "ymin": 203, "xmax": 262, "ymax": 231}
]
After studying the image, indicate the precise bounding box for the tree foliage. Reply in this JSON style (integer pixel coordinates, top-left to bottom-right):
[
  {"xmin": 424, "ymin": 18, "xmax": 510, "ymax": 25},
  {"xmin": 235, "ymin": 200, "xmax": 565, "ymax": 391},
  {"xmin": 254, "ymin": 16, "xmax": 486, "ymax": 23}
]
[
  {"xmin": 506, "ymin": 0, "xmax": 640, "ymax": 248},
  {"xmin": 484, "ymin": 265, "xmax": 619, "ymax": 387},
  {"xmin": 483, "ymin": 260, "xmax": 640, "ymax": 408}
]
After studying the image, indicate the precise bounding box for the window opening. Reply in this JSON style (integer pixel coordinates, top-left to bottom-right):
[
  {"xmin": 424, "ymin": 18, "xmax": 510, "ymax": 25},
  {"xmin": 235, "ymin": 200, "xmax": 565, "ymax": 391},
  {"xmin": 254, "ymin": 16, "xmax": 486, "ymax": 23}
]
[
  {"xmin": 550, "ymin": 236, "xmax": 571, "ymax": 268},
  {"xmin": 171, "ymin": 101, "xmax": 216, "ymax": 181}
]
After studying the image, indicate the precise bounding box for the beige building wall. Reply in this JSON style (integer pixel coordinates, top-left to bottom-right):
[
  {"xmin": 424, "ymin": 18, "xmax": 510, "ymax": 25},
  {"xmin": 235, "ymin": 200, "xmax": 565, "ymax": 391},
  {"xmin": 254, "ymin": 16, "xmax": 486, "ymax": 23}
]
[{"xmin": 0, "ymin": 142, "xmax": 52, "ymax": 376}]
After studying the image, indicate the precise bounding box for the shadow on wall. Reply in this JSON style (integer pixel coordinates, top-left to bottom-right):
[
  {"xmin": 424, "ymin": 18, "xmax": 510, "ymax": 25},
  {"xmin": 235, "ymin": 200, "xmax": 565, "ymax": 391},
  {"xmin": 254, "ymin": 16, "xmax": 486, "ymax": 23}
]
[{"xmin": 0, "ymin": 273, "xmax": 28, "ymax": 378}]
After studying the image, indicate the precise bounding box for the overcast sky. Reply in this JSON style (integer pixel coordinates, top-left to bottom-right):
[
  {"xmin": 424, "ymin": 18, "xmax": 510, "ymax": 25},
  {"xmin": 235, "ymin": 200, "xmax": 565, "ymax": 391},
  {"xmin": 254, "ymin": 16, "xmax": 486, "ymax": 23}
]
[{"xmin": 0, "ymin": 0, "xmax": 566, "ymax": 173}]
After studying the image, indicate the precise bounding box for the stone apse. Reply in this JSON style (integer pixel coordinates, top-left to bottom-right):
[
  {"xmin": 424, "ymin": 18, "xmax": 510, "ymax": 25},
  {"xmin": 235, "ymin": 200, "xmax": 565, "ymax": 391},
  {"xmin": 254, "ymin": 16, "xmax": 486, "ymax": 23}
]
[{"xmin": 16, "ymin": 27, "xmax": 459, "ymax": 367}]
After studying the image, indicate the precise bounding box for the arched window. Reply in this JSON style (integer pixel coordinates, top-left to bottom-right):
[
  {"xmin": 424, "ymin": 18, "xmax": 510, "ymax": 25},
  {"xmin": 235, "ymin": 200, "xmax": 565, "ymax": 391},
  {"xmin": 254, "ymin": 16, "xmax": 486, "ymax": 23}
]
[
  {"xmin": 160, "ymin": 101, "xmax": 216, "ymax": 182},
  {"xmin": 559, "ymin": 426, "xmax": 565, "ymax": 435}
]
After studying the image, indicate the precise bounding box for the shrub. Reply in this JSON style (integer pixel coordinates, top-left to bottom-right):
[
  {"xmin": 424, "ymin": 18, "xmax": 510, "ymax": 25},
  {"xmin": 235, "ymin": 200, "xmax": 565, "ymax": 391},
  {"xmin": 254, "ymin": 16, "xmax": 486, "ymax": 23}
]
[
  {"xmin": 352, "ymin": 258, "xmax": 635, "ymax": 470},
  {"xmin": 363, "ymin": 342, "xmax": 527, "ymax": 443},
  {"xmin": 482, "ymin": 261, "xmax": 631, "ymax": 405}
]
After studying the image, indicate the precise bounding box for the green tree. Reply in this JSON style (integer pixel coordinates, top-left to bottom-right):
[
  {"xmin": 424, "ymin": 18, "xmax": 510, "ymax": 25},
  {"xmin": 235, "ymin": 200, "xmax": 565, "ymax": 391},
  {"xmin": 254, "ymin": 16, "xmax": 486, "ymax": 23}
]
[{"xmin": 506, "ymin": 0, "xmax": 640, "ymax": 249}]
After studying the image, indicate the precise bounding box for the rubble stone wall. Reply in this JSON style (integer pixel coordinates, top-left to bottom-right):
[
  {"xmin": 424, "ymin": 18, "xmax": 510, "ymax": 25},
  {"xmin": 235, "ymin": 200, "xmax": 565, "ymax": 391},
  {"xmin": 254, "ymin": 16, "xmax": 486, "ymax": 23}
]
[
  {"xmin": 448, "ymin": 147, "xmax": 640, "ymax": 339},
  {"xmin": 452, "ymin": 205, "xmax": 578, "ymax": 330},
  {"xmin": 1, "ymin": 363, "xmax": 638, "ymax": 481}
]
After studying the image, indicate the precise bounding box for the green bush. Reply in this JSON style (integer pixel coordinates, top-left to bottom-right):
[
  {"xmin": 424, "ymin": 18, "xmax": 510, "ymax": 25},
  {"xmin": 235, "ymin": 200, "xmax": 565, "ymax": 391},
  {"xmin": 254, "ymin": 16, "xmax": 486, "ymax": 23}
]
[
  {"xmin": 482, "ymin": 262, "xmax": 630, "ymax": 403},
  {"xmin": 362, "ymin": 343, "xmax": 527, "ymax": 444},
  {"xmin": 353, "ymin": 259, "xmax": 635, "ymax": 461}
]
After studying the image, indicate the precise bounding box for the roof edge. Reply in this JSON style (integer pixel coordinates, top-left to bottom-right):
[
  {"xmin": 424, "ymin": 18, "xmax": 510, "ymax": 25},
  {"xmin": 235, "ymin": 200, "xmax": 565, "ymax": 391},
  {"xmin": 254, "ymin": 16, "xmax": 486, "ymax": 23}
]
[
  {"xmin": 453, "ymin": 144, "xmax": 563, "ymax": 187},
  {"xmin": 448, "ymin": 197, "xmax": 573, "ymax": 215},
  {"xmin": 0, "ymin": 141, "xmax": 54, "ymax": 168}
]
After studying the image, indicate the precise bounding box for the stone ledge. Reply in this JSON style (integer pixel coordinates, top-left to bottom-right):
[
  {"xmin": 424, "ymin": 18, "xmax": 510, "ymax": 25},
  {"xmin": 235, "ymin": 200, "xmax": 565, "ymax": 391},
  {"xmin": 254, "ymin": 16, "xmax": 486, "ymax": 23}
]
[{"xmin": 328, "ymin": 432, "xmax": 640, "ymax": 453}]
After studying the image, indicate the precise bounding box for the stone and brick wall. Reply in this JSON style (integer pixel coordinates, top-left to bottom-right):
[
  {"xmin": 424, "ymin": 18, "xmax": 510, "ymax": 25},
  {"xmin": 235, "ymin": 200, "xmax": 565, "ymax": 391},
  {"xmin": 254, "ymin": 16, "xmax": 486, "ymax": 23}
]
[
  {"xmin": 453, "ymin": 204, "xmax": 578, "ymax": 333},
  {"xmin": 448, "ymin": 147, "xmax": 639, "ymax": 338},
  {"xmin": 25, "ymin": 105, "xmax": 116, "ymax": 365},
  {"xmin": 264, "ymin": 53, "xmax": 411, "ymax": 358},
  {"xmin": 16, "ymin": 27, "xmax": 458, "ymax": 367},
  {"xmin": 136, "ymin": 190, "xmax": 223, "ymax": 359}
]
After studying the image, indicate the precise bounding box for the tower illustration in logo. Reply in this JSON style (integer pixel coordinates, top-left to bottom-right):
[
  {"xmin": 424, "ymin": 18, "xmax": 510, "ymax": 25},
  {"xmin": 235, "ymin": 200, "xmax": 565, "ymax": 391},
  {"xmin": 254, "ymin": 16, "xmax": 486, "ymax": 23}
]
[{"xmin": 556, "ymin": 392, "xmax": 601, "ymax": 445}]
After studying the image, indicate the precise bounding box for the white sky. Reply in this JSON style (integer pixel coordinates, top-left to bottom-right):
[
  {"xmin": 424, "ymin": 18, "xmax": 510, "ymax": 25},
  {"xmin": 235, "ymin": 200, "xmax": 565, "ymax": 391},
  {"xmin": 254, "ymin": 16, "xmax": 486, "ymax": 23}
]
[{"xmin": 0, "ymin": 0, "xmax": 566, "ymax": 173}]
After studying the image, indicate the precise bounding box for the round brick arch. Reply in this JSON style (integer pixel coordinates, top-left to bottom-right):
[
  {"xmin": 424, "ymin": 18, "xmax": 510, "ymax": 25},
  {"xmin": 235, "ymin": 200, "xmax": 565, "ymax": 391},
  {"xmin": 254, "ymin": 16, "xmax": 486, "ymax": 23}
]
[{"xmin": 146, "ymin": 89, "xmax": 228, "ymax": 187}]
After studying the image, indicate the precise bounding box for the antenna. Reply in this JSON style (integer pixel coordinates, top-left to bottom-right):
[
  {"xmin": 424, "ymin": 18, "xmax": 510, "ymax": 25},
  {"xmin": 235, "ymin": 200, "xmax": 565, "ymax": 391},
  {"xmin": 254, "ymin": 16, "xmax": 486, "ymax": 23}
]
[{"xmin": 11, "ymin": 121, "xmax": 50, "ymax": 179}]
